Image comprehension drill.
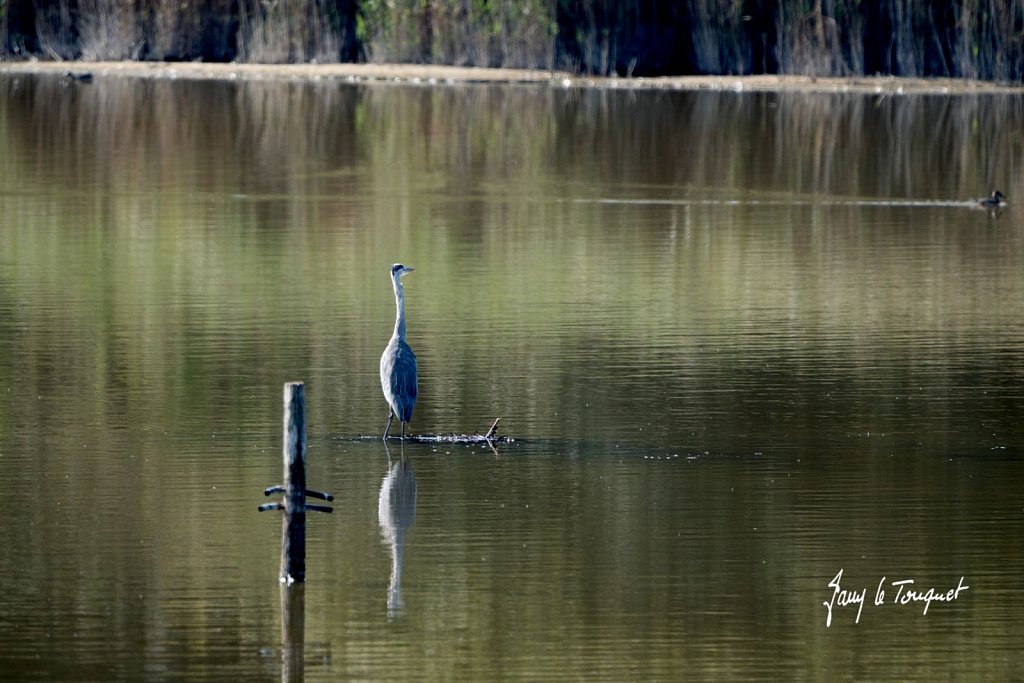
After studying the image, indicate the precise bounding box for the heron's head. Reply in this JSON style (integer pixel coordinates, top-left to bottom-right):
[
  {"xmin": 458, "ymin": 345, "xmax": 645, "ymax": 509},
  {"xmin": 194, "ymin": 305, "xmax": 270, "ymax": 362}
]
[{"xmin": 391, "ymin": 263, "xmax": 415, "ymax": 279}]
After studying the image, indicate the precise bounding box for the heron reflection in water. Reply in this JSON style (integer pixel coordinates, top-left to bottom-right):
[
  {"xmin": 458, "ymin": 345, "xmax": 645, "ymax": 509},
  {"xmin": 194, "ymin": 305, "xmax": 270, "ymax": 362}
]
[
  {"xmin": 379, "ymin": 443, "xmax": 416, "ymax": 618},
  {"xmin": 381, "ymin": 264, "xmax": 417, "ymax": 440}
]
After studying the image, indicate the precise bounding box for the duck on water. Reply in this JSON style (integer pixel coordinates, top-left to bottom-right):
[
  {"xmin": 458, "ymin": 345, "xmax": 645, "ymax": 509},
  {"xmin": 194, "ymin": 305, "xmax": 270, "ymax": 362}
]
[{"xmin": 977, "ymin": 190, "xmax": 1006, "ymax": 209}]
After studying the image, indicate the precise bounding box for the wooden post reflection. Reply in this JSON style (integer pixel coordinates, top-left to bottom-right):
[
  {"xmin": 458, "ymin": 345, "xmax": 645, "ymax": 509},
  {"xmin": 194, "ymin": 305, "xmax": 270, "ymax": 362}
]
[{"xmin": 280, "ymin": 582, "xmax": 305, "ymax": 683}]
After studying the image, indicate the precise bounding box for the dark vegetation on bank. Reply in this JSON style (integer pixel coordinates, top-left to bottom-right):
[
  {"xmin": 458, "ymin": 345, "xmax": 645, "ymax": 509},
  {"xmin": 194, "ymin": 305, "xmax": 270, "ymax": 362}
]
[{"xmin": 2, "ymin": 1, "xmax": 1023, "ymax": 81}]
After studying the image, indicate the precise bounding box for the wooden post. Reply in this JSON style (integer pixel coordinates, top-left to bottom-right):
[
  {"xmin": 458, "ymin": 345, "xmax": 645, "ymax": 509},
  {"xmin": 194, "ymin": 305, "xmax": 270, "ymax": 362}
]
[
  {"xmin": 281, "ymin": 382, "xmax": 307, "ymax": 584},
  {"xmin": 259, "ymin": 382, "xmax": 333, "ymax": 583}
]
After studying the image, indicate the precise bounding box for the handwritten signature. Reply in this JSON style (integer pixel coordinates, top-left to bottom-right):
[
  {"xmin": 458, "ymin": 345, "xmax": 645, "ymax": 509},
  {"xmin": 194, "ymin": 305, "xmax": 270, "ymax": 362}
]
[{"xmin": 823, "ymin": 569, "xmax": 969, "ymax": 627}]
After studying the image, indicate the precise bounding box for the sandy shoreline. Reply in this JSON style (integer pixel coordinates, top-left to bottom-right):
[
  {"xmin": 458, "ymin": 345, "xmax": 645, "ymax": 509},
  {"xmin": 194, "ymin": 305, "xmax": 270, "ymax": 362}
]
[{"xmin": 2, "ymin": 59, "xmax": 1023, "ymax": 94}]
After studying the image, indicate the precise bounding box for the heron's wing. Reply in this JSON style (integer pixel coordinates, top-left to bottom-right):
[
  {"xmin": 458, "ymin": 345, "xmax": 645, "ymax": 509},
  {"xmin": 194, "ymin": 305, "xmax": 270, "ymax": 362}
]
[
  {"xmin": 386, "ymin": 341, "xmax": 418, "ymax": 422},
  {"xmin": 380, "ymin": 345, "xmax": 396, "ymax": 393}
]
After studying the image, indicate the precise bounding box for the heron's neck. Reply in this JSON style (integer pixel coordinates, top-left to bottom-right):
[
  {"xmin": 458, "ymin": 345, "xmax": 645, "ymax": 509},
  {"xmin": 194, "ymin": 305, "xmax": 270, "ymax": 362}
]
[{"xmin": 392, "ymin": 280, "xmax": 406, "ymax": 340}]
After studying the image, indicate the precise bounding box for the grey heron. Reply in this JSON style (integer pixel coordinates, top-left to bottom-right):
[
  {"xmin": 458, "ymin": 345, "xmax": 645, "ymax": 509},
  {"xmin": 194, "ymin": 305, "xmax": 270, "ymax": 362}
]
[{"xmin": 380, "ymin": 263, "xmax": 418, "ymax": 439}]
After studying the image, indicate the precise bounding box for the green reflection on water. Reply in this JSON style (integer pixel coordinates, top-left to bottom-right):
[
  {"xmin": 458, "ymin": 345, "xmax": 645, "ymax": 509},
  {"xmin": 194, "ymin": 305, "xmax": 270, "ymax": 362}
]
[{"xmin": 1, "ymin": 75, "xmax": 1023, "ymax": 680}]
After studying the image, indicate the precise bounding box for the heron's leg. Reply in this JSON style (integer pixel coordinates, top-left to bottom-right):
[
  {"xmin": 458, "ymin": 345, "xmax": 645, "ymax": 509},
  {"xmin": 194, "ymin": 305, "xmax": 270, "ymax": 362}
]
[
  {"xmin": 383, "ymin": 411, "xmax": 394, "ymax": 440},
  {"xmin": 400, "ymin": 421, "xmax": 406, "ymax": 440}
]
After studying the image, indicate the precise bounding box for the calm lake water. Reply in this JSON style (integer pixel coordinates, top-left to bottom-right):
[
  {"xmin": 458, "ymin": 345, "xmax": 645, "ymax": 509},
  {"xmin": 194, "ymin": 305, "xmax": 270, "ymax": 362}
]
[{"xmin": 1, "ymin": 73, "xmax": 1023, "ymax": 680}]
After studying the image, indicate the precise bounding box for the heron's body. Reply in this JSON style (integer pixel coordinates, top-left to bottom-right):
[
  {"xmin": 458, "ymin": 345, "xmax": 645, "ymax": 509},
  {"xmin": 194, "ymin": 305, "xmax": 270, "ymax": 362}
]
[
  {"xmin": 380, "ymin": 264, "xmax": 418, "ymax": 439},
  {"xmin": 381, "ymin": 336, "xmax": 417, "ymax": 423}
]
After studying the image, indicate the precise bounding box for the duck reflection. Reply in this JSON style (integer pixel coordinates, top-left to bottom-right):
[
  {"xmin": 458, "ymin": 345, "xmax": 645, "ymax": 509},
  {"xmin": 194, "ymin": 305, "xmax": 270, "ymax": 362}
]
[{"xmin": 378, "ymin": 443, "xmax": 417, "ymax": 618}]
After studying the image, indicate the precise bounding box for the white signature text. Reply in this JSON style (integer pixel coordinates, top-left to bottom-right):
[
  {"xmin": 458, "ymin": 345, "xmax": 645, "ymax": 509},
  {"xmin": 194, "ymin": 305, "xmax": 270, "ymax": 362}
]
[{"xmin": 823, "ymin": 569, "xmax": 969, "ymax": 627}]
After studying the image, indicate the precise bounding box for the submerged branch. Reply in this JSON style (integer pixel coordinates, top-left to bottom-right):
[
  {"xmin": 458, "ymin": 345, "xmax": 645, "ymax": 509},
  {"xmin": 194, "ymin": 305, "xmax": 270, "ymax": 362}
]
[
  {"xmin": 341, "ymin": 418, "xmax": 515, "ymax": 445},
  {"xmin": 392, "ymin": 418, "xmax": 513, "ymax": 445}
]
